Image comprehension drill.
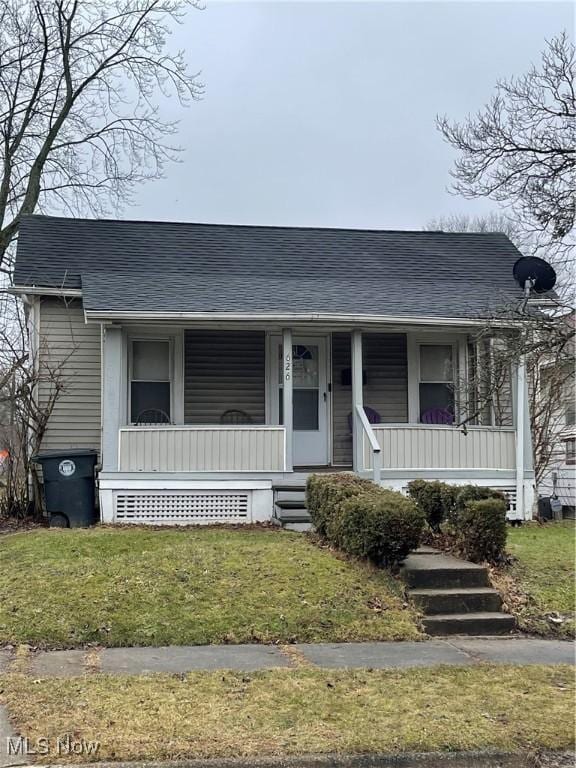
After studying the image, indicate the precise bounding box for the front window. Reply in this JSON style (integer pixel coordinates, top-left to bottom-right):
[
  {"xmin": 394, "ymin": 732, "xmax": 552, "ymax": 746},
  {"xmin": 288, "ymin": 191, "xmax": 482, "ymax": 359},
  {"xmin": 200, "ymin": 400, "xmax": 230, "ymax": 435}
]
[
  {"xmin": 566, "ymin": 438, "xmax": 576, "ymax": 466},
  {"xmin": 130, "ymin": 339, "xmax": 172, "ymax": 424},
  {"xmin": 419, "ymin": 344, "xmax": 455, "ymax": 424}
]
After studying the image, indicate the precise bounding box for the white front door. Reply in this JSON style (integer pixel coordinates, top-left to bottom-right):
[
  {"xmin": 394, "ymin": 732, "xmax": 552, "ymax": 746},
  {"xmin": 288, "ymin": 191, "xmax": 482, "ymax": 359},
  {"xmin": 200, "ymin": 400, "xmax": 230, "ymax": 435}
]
[{"xmin": 271, "ymin": 336, "xmax": 329, "ymax": 466}]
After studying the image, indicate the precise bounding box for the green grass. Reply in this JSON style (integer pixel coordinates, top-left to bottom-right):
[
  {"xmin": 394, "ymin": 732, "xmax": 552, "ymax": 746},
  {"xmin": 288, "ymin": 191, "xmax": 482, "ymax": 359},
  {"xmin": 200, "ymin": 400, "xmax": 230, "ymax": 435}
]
[
  {"xmin": 496, "ymin": 521, "xmax": 575, "ymax": 638},
  {"xmin": 1, "ymin": 665, "xmax": 572, "ymax": 762},
  {"xmin": 0, "ymin": 526, "xmax": 421, "ymax": 648}
]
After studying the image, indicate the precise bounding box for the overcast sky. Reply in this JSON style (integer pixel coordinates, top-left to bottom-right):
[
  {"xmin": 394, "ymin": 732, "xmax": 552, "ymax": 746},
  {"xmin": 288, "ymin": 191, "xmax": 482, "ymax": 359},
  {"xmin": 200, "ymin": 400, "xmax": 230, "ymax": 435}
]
[{"xmin": 128, "ymin": 1, "xmax": 574, "ymax": 230}]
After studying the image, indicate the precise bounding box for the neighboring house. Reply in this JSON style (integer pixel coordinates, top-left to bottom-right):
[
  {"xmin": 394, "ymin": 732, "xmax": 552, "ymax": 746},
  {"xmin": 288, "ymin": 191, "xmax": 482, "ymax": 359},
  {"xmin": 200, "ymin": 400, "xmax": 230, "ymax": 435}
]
[
  {"xmin": 0, "ymin": 386, "xmax": 15, "ymax": 487},
  {"xmin": 537, "ymin": 317, "xmax": 576, "ymax": 515},
  {"xmin": 12, "ymin": 215, "xmax": 536, "ymax": 526}
]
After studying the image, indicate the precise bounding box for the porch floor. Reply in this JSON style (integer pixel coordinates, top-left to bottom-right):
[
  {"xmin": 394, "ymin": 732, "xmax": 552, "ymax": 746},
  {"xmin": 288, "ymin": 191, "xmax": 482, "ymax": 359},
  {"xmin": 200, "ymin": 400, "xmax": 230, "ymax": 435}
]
[{"xmin": 294, "ymin": 465, "xmax": 352, "ymax": 473}]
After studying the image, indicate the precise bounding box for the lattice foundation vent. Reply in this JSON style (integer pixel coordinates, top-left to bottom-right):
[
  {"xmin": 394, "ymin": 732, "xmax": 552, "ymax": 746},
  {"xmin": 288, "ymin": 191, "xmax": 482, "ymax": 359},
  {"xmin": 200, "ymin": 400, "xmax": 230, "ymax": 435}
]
[{"xmin": 114, "ymin": 491, "xmax": 251, "ymax": 525}]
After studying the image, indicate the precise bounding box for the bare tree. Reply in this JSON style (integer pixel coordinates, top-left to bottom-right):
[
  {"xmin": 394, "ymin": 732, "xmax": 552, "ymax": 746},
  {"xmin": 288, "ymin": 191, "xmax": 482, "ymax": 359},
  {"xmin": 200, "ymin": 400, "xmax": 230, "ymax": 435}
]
[
  {"xmin": 467, "ymin": 307, "xmax": 575, "ymax": 485},
  {"xmin": 0, "ymin": 0, "xmax": 202, "ymax": 272},
  {"xmin": 0, "ymin": 292, "xmax": 74, "ymax": 517},
  {"xmin": 437, "ymin": 32, "xmax": 576, "ymax": 265},
  {"xmin": 424, "ymin": 212, "xmax": 575, "ymax": 485},
  {"xmin": 425, "ymin": 211, "xmax": 527, "ymax": 249}
]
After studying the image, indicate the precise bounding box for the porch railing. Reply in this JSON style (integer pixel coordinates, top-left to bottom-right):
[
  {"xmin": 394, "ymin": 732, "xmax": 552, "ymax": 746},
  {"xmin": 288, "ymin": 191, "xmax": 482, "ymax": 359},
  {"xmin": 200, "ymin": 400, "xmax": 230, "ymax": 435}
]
[
  {"xmin": 118, "ymin": 425, "xmax": 286, "ymax": 472},
  {"xmin": 363, "ymin": 424, "xmax": 516, "ymax": 471},
  {"xmin": 356, "ymin": 404, "xmax": 382, "ymax": 483}
]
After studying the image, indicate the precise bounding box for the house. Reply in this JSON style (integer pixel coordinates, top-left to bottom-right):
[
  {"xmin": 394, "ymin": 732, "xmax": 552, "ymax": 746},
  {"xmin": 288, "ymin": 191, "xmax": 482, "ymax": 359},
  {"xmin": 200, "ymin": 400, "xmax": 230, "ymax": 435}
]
[
  {"xmin": 537, "ymin": 314, "xmax": 576, "ymax": 517},
  {"xmin": 12, "ymin": 215, "xmax": 536, "ymax": 526}
]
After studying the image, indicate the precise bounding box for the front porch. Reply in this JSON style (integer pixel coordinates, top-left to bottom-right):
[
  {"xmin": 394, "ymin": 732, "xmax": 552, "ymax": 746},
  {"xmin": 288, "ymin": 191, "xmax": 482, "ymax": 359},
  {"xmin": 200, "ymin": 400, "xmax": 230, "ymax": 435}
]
[{"xmin": 98, "ymin": 323, "xmax": 534, "ymax": 524}]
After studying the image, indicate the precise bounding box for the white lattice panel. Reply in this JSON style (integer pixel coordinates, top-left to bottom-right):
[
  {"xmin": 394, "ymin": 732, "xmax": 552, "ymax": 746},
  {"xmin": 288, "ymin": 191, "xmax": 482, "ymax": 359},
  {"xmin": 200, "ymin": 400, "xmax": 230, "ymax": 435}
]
[{"xmin": 114, "ymin": 491, "xmax": 251, "ymax": 525}]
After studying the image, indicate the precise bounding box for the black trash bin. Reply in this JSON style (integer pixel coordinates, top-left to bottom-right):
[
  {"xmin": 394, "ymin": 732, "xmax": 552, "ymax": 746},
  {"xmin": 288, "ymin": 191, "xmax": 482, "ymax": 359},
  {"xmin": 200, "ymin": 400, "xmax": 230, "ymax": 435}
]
[
  {"xmin": 32, "ymin": 449, "xmax": 98, "ymax": 528},
  {"xmin": 537, "ymin": 496, "xmax": 553, "ymax": 521}
]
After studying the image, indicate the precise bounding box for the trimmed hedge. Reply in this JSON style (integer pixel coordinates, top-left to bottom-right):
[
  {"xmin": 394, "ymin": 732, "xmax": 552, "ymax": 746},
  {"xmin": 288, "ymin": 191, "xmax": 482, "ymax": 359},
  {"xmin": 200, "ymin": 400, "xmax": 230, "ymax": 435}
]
[
  {"xmin": 454, "ymin": 484, "xmax": 507, "ymax": 514},
  {"xmin": 407, "ymin": 480, "xmax": 457, "ymax": 531},
  {"xmin": 306, "ymin": 473, "xmax": 371, "ymax": 536},
  {"xmin": 405, "ymin": 480, "xmax": 509, "ymax": 563},
  {"xmin": 456, "ymin": 497, "xmax": 508, "ymax": 564},
  {"xmin": 306, "ymin": 474, "xmax": 425, "ymax": 567}
]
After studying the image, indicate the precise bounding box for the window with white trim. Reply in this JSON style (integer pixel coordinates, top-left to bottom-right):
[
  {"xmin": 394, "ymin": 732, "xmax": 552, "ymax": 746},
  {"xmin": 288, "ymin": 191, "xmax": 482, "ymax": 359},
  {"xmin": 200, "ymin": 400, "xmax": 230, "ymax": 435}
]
[
  {"xmin": 566, "ymin": 438, "xmax": 576, "ymax": 466},
  {"xmin": 418, "ymin": 344, "xmax": 455, "ymax": 424},
  {"xmin": 130, "ymin": 339, "xmax": 172, "ymax": 424}
]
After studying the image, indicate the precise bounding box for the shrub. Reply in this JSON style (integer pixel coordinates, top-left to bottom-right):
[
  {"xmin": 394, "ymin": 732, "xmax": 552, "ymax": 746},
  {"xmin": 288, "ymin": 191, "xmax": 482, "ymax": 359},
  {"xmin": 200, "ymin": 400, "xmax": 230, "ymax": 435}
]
[
  {"xmin": 306, "ymin": 473, "xmax": 370, "ymax": 536},
  {"xmin": 451, "ymin": 485, "xmax": 507, "ymax": 526},
  {"xmin": 327, "ymin": 488, "xmax": 425, "ymax": 567},
  {"xmin": 456, "ymin": 497, "xmax": 508, "ymax": 564},
  {"xmin": 407, "ymin": 480, "xmax": 457, "ymax": 531}
]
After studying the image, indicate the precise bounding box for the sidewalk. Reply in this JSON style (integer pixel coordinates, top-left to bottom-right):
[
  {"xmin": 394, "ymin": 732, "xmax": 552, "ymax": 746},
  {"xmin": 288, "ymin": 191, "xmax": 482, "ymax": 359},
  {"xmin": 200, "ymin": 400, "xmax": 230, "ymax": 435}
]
[{"xmin": 0, "ymin": 637, "xmax": 573, "ymax": 678}]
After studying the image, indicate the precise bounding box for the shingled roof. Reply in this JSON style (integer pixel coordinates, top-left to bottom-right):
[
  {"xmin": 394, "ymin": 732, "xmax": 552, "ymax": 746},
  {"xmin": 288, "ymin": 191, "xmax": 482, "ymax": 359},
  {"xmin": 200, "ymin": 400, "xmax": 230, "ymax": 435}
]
[{"xmin": 14, "ymin": 215, "xmax": 525, "ymax": 321}]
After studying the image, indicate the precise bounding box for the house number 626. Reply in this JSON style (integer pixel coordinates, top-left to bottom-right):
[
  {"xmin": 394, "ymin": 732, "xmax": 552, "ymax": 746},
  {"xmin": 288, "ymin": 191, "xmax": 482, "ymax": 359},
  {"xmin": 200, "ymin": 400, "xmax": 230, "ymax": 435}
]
[{"xmin": 284, "ymin": 353, "xmax": 292, "ymax": 382}]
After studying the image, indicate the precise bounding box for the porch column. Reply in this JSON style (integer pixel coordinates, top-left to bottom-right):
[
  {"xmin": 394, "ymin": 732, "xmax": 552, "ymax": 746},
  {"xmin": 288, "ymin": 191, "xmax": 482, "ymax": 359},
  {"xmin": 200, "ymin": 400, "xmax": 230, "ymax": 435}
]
[
  {"xmin": 515, "ymin": 356, "xmax": 526, "ymax": 519},
  {"xmin": 101, "ymin": 325, "xmax": 123, "ymax": 471},
  {"xmin": 282, "ymin": 328, "xmax": 293, "ymax": 472},
  {"xmin": 351, "ymin": 329, "xmax": 363, "ymax": 472}
]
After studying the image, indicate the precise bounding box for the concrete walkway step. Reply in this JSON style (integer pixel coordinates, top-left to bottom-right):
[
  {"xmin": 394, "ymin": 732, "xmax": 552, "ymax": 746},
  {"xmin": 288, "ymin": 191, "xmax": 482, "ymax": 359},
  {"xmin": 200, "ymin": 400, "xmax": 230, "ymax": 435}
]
[
  {"xmin": 401, "ymin": 552, "xmax": 490, "ymax": 589},
  {"xmin": 410, "ymin": 587, "xmax": 503, "ymax": 615},
  {"xmin": 424, "ymin": 612, "xmax": 516, "ymax": 636},
  {"xmin": 402, "ymin": 548, "xmax": 514, "ymax": 635}
]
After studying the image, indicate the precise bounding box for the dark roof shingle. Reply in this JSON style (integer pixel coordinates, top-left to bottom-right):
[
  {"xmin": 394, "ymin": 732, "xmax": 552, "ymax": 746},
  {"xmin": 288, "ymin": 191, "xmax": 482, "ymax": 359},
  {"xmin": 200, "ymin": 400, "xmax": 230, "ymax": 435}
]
[{"xmin": 14, "ymin": 215, "xmax": 525, "ymax": 319}]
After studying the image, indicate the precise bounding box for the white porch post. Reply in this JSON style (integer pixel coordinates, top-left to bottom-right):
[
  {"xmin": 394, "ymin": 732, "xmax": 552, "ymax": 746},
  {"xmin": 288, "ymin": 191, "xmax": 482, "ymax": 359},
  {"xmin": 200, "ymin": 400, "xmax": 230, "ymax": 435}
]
[
  {"xmin": 351, "ymin": 329, "xmax": 363, "ymax": 473},
  {"xmin": 102, "ymin": 325, "xmax": 123, "ymax": 472},
  {"xmin": 515, "ymin": 356, "xmax": 526, "ymax": 519},
  {"xmin": 282, "ymin": 328, "xmax": 293, "ymax": 472}
]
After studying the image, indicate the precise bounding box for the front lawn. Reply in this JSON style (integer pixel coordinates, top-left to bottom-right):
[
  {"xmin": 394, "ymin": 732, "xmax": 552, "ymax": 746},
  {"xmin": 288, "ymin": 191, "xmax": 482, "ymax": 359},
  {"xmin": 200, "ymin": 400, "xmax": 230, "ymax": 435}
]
[
  {"xmin": 493, "ymin": 521, "xmax": 575, "ymax": 639},
  {"xmin": 1, "ymin": 665, "xmax": 572, "ymax": 762},
  {"xmin": 0, "ymin": 527, "xmax": 421, "ymax": 648}
]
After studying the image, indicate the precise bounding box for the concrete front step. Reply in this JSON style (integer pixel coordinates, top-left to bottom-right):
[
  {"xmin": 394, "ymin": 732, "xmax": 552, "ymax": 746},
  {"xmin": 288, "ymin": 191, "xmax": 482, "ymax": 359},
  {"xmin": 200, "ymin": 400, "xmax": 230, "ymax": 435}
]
[
  {"xmin": 275, "ymin": 499, "xmax": 308, "ymax": 510},
  {"xmin": 275, "ymin": 511, "xmax": 311, "ymax": 524},
  {"xmin": 401, "ymin": 553, "xmax": 490, "ymax": 589},
  {"xmin": 273, "ymin": 484, "xmax": 311, "ymax": 529},
  {"xmin": 410, "ymin": 587, "xmax": 503, "ymax": 615},
  {"xmin": 423, "ymin": 612, "xmax": 516, "ymax": 636},
  {"xmin": 283, "ymin": 522, "xmax": 313, "ymax": 532}
]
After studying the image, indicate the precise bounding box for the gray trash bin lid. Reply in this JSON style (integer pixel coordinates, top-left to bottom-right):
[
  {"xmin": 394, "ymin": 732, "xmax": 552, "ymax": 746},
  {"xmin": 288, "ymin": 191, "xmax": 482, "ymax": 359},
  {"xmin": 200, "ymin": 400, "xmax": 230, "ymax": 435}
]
[{"xmin": 32, "ymin": 449, "xmax": 98, "ymax": 461}]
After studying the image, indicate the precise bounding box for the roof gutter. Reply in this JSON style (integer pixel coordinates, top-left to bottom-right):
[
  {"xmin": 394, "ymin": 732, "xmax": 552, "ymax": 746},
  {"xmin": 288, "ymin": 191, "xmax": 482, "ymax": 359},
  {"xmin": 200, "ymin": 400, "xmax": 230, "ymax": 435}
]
[
  {"xmin": 9, "ymin": 284, "xmax": 83, "ymax": 298},
  {"xmin": 83, "ymin": 309, "xmax": 517, "ymax": 328}
]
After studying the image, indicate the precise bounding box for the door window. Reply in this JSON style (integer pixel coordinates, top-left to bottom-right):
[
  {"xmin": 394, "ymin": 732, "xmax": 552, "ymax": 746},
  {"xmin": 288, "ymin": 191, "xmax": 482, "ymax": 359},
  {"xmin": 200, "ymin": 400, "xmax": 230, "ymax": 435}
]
[{"xmin": 278, "ymin": 344, "xmax": 320, "ymax": 430}]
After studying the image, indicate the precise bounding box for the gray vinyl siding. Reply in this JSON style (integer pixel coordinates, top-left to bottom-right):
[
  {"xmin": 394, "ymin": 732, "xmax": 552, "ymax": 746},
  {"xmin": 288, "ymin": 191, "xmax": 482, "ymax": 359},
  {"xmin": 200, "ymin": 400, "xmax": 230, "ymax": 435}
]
[
  {"xmin": 38, "ymin": 298, "xmax": 101, "ymax": 451},
  {"xmin": 184, "ymin": 330, "xmax": 266, "ymax": 424},
  {"xmin": 331, "ymin": 332, "xmax": 408, "ymax": 465},
  {"xmin": 331, "ymin": 334, "xmax": 353, "ymax": 465}
]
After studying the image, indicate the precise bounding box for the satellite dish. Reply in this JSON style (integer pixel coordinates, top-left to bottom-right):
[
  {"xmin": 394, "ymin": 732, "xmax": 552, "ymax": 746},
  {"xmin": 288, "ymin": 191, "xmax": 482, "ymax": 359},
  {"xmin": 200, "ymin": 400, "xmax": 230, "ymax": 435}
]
[{"xmin": 513, "ymin": 256, "xmax": 557, "ymax": 295}]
